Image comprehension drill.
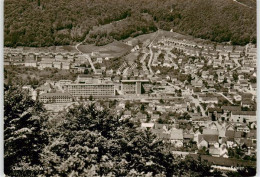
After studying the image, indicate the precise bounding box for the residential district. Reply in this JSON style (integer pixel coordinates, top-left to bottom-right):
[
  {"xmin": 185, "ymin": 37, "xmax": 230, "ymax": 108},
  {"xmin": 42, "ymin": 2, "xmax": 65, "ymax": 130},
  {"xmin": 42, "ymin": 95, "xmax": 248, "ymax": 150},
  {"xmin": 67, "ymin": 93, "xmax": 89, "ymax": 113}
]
[{"xmin": 4, "ymin": 31, "xmax": 257, "ymax": 172}]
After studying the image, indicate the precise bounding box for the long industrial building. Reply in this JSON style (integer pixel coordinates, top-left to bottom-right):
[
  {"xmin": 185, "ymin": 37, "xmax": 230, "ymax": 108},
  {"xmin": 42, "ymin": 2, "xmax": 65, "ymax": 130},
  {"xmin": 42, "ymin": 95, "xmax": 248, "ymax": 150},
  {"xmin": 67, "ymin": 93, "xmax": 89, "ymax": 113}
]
[{"xmin": 66, "ymin": 83, "xmax": 115, "ymax": 98}]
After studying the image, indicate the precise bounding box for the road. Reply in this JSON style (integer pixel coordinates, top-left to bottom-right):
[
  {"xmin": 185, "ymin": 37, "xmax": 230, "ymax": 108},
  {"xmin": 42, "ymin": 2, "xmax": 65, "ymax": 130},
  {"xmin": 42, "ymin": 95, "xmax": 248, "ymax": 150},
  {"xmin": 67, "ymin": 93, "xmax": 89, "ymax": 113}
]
[
  {"xmin": 148, "ymin": 49, "xmax": 154, "ymax": 75},
  {"xmin": 165, "ymin": 80, "xmax": 180, "ymax": 90},
  {"xmin": 86, "ymin": 54, "xmax": 97, "ymax": 74},
  {"xmin": 224, "ymin": 58, "xmax": 241, "ymax": 77},
  {"xmin": 147, "ymin": 30, "xmax": 160, "ymax": 75},
  {"xmin": 189, "ymin": 95, "xmax": 206, "ymax": 116},
  {"xmin": 216, "ymin": 92, "xmax": 234, "ymax": 105},
  {"xmin": 75, "ymin": 41, "xmax": 97, "ymax": 74},
  {"xmin": 233, "ymin": 0, "xmax": 252, "ymax": 8}
]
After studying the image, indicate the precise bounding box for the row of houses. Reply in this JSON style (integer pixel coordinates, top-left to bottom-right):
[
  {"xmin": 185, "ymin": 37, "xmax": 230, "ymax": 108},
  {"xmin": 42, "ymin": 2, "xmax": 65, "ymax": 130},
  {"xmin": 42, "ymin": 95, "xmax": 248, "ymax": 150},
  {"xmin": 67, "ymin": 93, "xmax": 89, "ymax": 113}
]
[{"xmin": 141, "ymin": 120, "xmax": 256, "ymax": 158}]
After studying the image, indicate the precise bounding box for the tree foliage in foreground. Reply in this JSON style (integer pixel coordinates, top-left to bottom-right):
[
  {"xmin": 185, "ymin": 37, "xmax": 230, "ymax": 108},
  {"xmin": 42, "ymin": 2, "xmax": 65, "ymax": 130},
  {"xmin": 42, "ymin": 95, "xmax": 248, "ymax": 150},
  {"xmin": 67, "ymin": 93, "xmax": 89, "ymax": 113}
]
[
  {"xmin": 40, "ymin": 103, "xmax": 226, "ymax": 176},
  {"xmin": 4, "ymin": 84, "xmax": 48, "ymax": 176},
  {"xmin": 41, "ymin": 104, "xmax": 178, "ymax": 176}
]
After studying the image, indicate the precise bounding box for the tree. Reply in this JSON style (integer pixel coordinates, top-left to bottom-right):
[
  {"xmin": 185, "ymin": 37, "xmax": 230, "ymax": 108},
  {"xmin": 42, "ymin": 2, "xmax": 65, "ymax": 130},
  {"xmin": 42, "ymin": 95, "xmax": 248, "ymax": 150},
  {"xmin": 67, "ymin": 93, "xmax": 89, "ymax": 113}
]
[
  {"xmin": 159, "ymin": 99, "xmax": 164, "ymax": 104},
  {"xmin": 41, "ymin": 104, "xmax": 178, "ymax": 176},
  {"xmin": 214, "ymin": 73, "xmax": 218, "ymax": 80},
  {"xmin": 177, "ymin": 89, "xmax": 182, "ymax": 97},
  {"xmin": 140, "ymin": 104, "xmax": 145, "ymax": 111},
  {"xmin": 79, "ymin": 96, "xmax": 83, "ymax": 102},
  {"xmin": 89, "ymin": 95, "xmax": 93, "ymax": 101},
  {"xmin": 223, "ymin": 77, "xmax": 228, "ymax": 83},
  {"xmin": 243, "ymin": 118, "xmax": 247, "ymax": 123},
  {"xmin": 197, "ymin": 106, "xmax": 201, "ymax": 113},
  {"xmin": 40, "ymin": 104, "xmax": 220, "ymax": 176},
  {"xmin": 233, "ymin": 72, "xmax": 239, "ymax": 82},
  {"xmin": 125, "ymin": 100, "xmax": 131, "ymax": 110},
  {"xmin": 84, "ymin": 69, "xmax": 89, "ymax": 75},
  {"xmin": 249, "ymin": 77, "xmax": 256, "ymax": 83},
  {"xmin": 176, "ymin": 156, "xmax": 212, "ymax": 176},
  {"xmin": 4, "ymin": 84, "xmax": 48, "ymax": 176},
  {"xmin": 187, "ymin": 74, "xmax": 192, "ymax": 84}
]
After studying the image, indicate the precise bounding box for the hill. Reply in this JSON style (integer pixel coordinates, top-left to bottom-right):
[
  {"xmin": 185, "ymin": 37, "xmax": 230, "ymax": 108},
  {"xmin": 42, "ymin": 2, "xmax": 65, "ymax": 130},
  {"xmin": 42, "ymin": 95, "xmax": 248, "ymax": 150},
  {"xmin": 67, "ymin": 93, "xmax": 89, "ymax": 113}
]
[{"xmin": 4, "ymin": 0, "xmax": 256, "ymax": 47}]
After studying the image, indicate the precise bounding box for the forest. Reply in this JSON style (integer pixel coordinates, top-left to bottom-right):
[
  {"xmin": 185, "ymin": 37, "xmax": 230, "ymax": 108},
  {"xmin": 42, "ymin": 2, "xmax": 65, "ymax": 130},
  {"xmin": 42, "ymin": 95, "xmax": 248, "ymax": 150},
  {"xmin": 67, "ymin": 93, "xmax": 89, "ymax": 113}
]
[
  {"xmin": 4, "ymin": 84, "xmax": 256, "ymax": 176},
  {"xmin": 4, "ymin": 0, "xmax": 256, "ymax": 47}
]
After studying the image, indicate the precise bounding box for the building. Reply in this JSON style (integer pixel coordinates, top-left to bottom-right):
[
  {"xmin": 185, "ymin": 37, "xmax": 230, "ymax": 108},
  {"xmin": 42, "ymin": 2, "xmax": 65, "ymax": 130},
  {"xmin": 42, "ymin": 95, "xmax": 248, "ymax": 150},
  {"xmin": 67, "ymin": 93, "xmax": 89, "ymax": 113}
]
[
  {"xmin": 97, "ymin": 57, "xmax": 103, "ymax": 63},
  {"xmin": 169, "ymin": 129, "xmax": 184, "ymax": 147},
  {"xmin": 4, "ymin": 58, "xmax": 11, "ymax": 66},
  {"xmin": 24, "ymin": 59, "xmax": 37, "ymax": 67},
  {"xmin": 66, "ymin": 83, "xmax": 115, "ymax": 98},
  {"xmin": 121, "ymin": 80, "xmax": 149, "ymax": 95},
  {"xmin": 39, "ymin": 60, "xmax": 53, "ymax": 69},
  {"xmin": 230, "ymin": 111, "xmax": 256, "ymax": 123},
  {"xmin": 59, "ymin": 80, "xmax": 73, "ymax": 89},
  {"xmin": 53, "ymin": 61, "xmax": 62, "ymax": 69},
  {"xmin": 39, "ymin": 92, "xmax": 73, "ymax": 103},
  {"xmin": 198, "ymin": 96, "xmax": 218, "ymax": 104},
  {"xmin": 62, "ymin": 62, "xmax": 70, "ymax": 70},
  {"xmin": 55, "ymin": 54, "xmax": 64, "ymax": 61}
]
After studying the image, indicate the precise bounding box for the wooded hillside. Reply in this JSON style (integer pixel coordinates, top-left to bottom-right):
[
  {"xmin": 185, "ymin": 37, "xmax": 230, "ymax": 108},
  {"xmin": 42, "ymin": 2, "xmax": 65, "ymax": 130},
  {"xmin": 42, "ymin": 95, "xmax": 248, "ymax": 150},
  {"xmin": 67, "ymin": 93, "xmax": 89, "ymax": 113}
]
[{"xmin": 4, "ymin": 0, "xmax": 256, "ymax": 47}]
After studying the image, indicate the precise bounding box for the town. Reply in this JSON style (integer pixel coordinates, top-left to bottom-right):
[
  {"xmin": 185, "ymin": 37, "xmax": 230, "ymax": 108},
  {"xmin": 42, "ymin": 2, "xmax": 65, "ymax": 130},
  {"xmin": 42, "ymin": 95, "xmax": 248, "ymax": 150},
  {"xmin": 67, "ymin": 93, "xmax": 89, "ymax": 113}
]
[{"xmin": 4, "ymin": 29, "xmax": 257, "ymax": 172}]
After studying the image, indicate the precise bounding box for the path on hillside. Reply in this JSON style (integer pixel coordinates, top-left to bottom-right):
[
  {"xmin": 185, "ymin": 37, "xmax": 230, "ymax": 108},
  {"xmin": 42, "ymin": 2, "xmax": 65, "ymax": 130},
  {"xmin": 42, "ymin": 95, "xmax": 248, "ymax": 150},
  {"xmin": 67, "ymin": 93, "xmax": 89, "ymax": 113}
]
[
  {"xmin": 147, "ymin": 30, "xmax": 160, "ymax": 75},
  {"xmin": 190, "ymin": 95, "xmax": 206, "ymax": 116},
  {"xmin": 233, "ymin": 0, "xmax": 252, "ymax": 8},
  {"xmin": 75, "ymin": 42, "xmax": 97, "ymax": 74},
  {"xmin": 75, "ymin": 42, "xmax": 83, "ymax": 54}
]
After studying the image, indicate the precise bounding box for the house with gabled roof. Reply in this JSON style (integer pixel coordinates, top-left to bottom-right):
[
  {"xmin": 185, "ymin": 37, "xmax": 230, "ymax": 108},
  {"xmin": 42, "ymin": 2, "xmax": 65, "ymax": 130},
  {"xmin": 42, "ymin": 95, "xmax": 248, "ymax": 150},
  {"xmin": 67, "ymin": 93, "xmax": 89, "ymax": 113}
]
[
  {"xmin": 224, "ymin": 45, "xmax": 233, "ymax": 53},
  {"xmin": 203, "ymin": 128, "xmax": 219, "ymax": 136},
  {"xmin": 183, "ymin": 134, "xmax": 194, "ymax": 144},
  {"xmin": 135, "ymin": 112, "xmax": 147, "ymax": 123},
  {"xmin": 209, "ymin": 147, "xmax": 220, "ymax": 157},
  {"xmin": 154, "ymin": 123, "xmax": 169, "ymax": 132},
  {"xmin": 230, "ymin": 111, "xmax": 256, "ymax": 123},
  {"xmin": 123, "ymin": 110, "xmax": 132, "ymax": 119},
  {"xmin": 141, "ymin": 123, "xmax": 154, "ymax": 130},
  {"xmin": 225, "ymin": 123, "xmax": 235, "ymax": 131},
  {"xmin": 236, "ymin": 125, "xmax": 250, "ymax": 133},
  {"xmin": 169, "ymin": 128, "xmax": 184, "ymax": 147},
  {"xmin": 193, "ymin": 129, "xmax": 202, "ymax": 143},
  {"xmin": 39, "ymin": 59, "xmax": 53, "ymax": 69},
  {"xmin": 198, "ymin": 134, "xmax": 219, "ymax": 149},
  {"xmin": 234, "ymin": 131, "xmax": 242, "ymax": 144}
]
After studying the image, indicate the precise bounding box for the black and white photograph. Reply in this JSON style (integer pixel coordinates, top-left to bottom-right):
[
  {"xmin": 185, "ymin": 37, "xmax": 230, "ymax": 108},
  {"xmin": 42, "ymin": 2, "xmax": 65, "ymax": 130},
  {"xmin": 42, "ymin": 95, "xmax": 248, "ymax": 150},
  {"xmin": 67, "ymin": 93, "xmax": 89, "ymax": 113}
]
[{"xmin": 3, "ymin": 0, "xmax": 258, "ymax": 176}]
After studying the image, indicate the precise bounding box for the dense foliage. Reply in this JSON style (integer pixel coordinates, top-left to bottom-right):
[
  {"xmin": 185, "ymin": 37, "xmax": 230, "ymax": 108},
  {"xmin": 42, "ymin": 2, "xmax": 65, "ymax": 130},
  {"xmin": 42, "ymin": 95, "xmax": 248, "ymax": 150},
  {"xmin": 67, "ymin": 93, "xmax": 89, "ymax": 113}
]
[
  {"xmin": 4, "ymin": 0, "xmax": 256, "ymax": 47},
  {"xmin": 41, "ymin": 104, "xmax": 177, "ymax": 176},
  {"xmin": 4, "ymin": 84, "xmax": 48, "ymax": 176}
]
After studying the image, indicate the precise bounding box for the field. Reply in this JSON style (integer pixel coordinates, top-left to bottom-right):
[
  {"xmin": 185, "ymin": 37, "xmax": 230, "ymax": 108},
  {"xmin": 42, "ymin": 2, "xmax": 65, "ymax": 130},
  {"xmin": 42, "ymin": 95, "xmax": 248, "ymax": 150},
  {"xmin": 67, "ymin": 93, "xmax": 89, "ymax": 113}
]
[
  {"xmin": 5, "ymin": 66, "xmax": 77, "ymax": 86},
  {"xmin": 125, "ymin": 52, "xmax": 139, "ymax": 64},
  {"xmin": 78, "ymin": 40, "xmax": 132, "ymax": 58}
]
